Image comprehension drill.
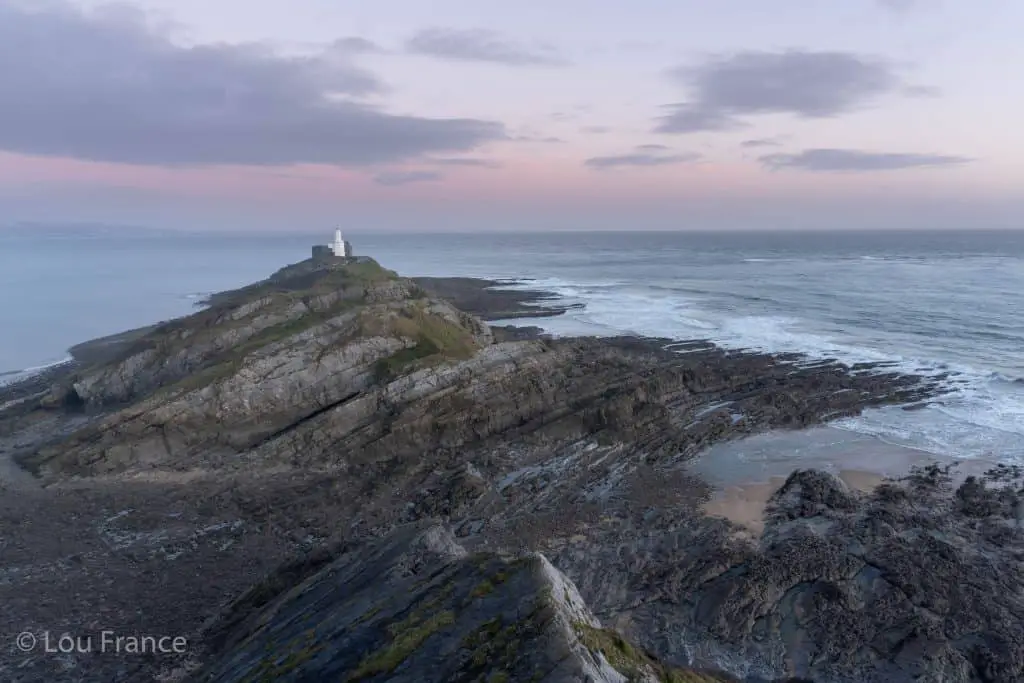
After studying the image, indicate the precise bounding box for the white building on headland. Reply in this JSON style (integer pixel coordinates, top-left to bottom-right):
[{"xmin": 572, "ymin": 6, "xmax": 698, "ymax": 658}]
[
  {"xmin": 330, "ymin": 229, "xmax": 348, "ymax": 257},
  {"xmin": 311, "ymin": 229, "xmax": 353, "ymax": 260}
]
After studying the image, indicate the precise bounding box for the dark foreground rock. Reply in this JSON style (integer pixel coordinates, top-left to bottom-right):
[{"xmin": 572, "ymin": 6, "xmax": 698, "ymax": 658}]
[
  {"xmin": 192, "ymin": 524, "xmax": 740, "ymax": 682},
  {"xmin": 550, "ymin": 466, "xmax": 1024, "ymax": 683},
  {"xmin": 1, "ymin": 256, "xmax": 1019, "ymax": 683}
]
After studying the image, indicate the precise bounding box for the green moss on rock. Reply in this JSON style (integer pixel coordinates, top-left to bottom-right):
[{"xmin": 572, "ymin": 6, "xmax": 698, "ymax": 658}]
[
  {"xmin": 471, "ymin": 579, "xmax": 496, "ymax": 598},
  {"xmin": 353, "ymin": 603, "xmax": 383, "ymax": 626},
  {"xmin": 573, "ymin": 622, "xmax": 732, "ymax": 683},
  {"xmin": 373, "ymin": 337, "xmax": 441, "ymax": 381},
  {"xmin": 246, "ymin": 631, "xmax": 324, "ymax": 682},
  {"xmin": 368, "ymin": 303, "xmax": 480, "ymax": 381},
  {"xmin": 340, "ymin": 259, "xmax": 399, "ymax": 283},
  {"xmin": 348, "ymin": 610, "xmax": 456, "ymax": 681}
]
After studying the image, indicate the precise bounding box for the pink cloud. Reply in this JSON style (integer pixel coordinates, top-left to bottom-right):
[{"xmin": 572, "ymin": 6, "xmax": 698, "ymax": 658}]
[{"xmin": 0, "ymin": 147, "xmax": 993, "ymax": 213}]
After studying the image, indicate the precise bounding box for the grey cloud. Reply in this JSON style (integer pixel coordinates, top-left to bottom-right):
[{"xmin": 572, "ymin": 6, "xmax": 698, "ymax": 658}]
[
  {"xmin": 426, "ymin": 157, "xmax": 502, "ymax": 168},
  {"xmin": 759, "ymin": 148, "xmax": 972, "ymax": 172},
  {"xmin": 512, "ymin": 134, "xmax": 566, "ymax": 144},
  {"xmin": 657, "ymin": 50, "xmax": 912, "ymax": 134},
  {"xmin": 581, "ymin": 126, "xmax": 610, "ymax": 134},
  {"xmin": 636, "ymin": 144, "xmax": 670, "ymax": 151},
  {"xmin": 331, "ymin": 37, "xmax": 383, "ymax": 54},
  {"xmin": 585, "ymin": 152, "xmax": 701, "ymax": 169},
  {"xmin": 0, "ymin": 2, "xmax": 504, "ymax": 166},
  {"xmin": 877, "ymin": 0, "xmax": 918, "ymax": 11},
  {"xmin": 741, "ymin": 138, "xmax": 783, "ymax": 148},
  {"xmin": 373, "ymin": 170, "xmax": 444, "ymax": 185},
  {"xmin": 616, "ymin": 40, "xmax": 661, "ymax": 53},
  {"xmin": 655, "ymin": 104, "xmax": 743, "ymax": 134},
  {"xmin": 903, "ymin": 84, "xmax": 941, "ymax": 98},
  {"xmin": 405, "ymin": 28, "xmax": 566, "ymax": 66}
]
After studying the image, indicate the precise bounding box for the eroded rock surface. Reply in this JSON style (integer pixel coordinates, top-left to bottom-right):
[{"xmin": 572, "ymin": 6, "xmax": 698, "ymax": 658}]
[
  {"xmin": 1, "ymin": 257, "xmax": 1020, "ymax": 683},
  {"xmin": 550, "ymin": 467, "xmax": 1024, "ymax": 683},
  {"xmin": 193, "ymin": 524, "xmax": 738, "ymax": 683}
]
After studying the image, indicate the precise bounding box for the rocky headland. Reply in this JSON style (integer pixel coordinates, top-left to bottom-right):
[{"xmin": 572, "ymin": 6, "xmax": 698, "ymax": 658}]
[{"xmin": 0, "ymin": 256, "xmax": 1020, "ymax": 683}]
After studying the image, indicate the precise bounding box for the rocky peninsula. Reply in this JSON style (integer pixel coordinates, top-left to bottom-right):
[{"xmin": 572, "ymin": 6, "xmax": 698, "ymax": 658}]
[{"xmin": 0, "ymin": 257, "xmax": 1020, "ymax": 683}]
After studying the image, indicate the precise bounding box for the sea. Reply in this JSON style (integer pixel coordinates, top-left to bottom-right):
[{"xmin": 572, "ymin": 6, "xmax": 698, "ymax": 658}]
[{"xmin": 2, "ymin": 227, "xmax": 1022, "ymax": 465}]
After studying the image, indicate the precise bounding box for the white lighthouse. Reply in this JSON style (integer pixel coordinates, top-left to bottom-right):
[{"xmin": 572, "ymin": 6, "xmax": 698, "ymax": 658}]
[{"xmin": 330, "ymin": 228, "xmax": 348, "ymax": 257}]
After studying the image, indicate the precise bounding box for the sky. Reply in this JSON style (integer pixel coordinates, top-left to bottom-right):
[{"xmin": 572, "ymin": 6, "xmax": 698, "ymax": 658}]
[{"xmin": 0, "ymin": 0, "xmax": 1021, "ymax": 232}]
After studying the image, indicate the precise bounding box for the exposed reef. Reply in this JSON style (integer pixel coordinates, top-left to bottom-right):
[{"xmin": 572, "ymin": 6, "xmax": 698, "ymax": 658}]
[
  {"xmin": 193, "ymin": 524, "xmax": 743, "ymax": 682},
  {"xmin": 1, "ymin": 257, "xmax": 1019, "ymax": 683}
]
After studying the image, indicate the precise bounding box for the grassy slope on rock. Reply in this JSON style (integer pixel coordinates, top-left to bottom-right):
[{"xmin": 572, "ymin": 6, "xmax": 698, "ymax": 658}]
[
  {"xmin": 365, "ymin": 303, "xmax": 481, "ymax": 381},
  {"xmin": 132, "ymin": 259, "xmax": 480, "ymax": 399},
  {"xmin": 114, "ymin": 259, "xmax": 400, "ymax": 363},
  {"xmin": 168, "ymin": 292, "xmax": 482, "ymax": 396},
  {"xmin": 203, "ymin": 258, "xmax": 400, "ymax": 309}
]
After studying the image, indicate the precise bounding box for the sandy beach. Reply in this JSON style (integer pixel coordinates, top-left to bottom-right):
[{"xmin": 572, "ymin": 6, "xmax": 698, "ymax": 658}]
[
  {"xmin": 701, "ymin": 469, "xmax": 883, "ymax": 533},
  {"xmin": 692, "ymin": 426, "xmax": 1000, "ymax": 532}
]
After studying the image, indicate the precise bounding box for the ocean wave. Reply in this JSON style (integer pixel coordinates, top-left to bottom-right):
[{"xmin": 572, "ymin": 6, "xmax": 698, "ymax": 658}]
[
  {"xmin": 0, "ymin": 356, "xmax": 74, "ymax": 387},
  {"xmin": 515, "ymin": 276, "xmax": 1024, "ymax": 463},
  {"xmin": 498, "ymin": 277, "xmax": 625, "ymax": 290},
  {"xmin": 988, "ymin": 371, "xmax": 1024, "ymax": 385},
  {"xmin": 835, "ymin": 401, "xmax": 1024, "ymax": 463},
  {"xmin": 13, "ymin": 357, "xmax": 73, "ymax": 374},
  {"xmin": 644, "ymin": 283, "xmax": 718, "ymax": 297}
]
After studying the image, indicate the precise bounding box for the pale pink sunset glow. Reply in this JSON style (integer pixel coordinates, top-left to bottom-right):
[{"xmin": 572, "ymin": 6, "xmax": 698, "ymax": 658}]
[{"xmin": 0, "ymin": 0, "xmax": 1021, "ymax": 231}]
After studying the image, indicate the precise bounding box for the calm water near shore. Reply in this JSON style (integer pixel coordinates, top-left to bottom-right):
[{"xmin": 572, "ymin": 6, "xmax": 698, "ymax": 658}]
[{"xmin": 2, "ymin": 227, "xmax": 1023, "ymax": 465}]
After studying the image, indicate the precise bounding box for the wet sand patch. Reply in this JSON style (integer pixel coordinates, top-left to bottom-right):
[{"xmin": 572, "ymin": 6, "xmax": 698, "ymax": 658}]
[
  {"xmin": 692, "ymin": 426, "xmax": 1000, "ymax": 533},
  {"xmin": 703, "ymin": 469, "xmax": 883, "ymax": 533}
]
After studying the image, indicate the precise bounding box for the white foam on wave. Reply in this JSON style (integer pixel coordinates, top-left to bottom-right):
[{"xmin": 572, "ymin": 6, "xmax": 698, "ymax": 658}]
[
  {"xmin": 0, "ymin": 356, "xmax": 74, "ymax": 387},
  {"xmin": 496, "ymin": 278, "xmax": 625, "ymax": 298},
  {"xmin": 833, "ymin": 398, "xmax": 1024, "ymax": 462},
  {"xmin": 717, "ymin": 316, "xmax": 894, "ymax": 362},
  {"xmin": 502, "ymin": 276, "xmax": 1024, "ymax": 463},
  {"xmin": 715, "ymin": 320, "xmax": 1024, "ymax": 461},
  {"xmin": 742, "ymin": 255, "xmax": 912, "ymax": 264},
  {"xmin": 20, "ymin": 357, "xmax": 74, "ymax": 373},
  {"xmin": 742, "ymin": 257, "xmax": 797, "ymax": 263}
]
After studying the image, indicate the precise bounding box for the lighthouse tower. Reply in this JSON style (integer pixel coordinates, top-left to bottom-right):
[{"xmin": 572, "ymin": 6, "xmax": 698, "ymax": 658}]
[{"xmin": 330, "ymin": 228, "xmax": 348, "ymax": 257}]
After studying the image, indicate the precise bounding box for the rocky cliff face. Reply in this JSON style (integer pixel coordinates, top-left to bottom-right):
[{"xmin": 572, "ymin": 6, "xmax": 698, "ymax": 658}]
[
  {"xmin": 56, "ymin": 260, "xmax": 456, "ymax": 408},
  {"xmin": 549, "ymin": 466, "xmax": 1024, "ymax": 683},
  {"xmin": 26, "ymin": 261, "xmax": 493, "ymax": 478},
  {"xmin": 188, "ymin": 464, "xmax": 1023, "ymax": 683},
  {"xmin": 2, "ymin": 257, "xmax": 1021, "ymax": 683},
  {"xmin": 192, "ymin": 524, "xmax": 736, "ymax": 683}
]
